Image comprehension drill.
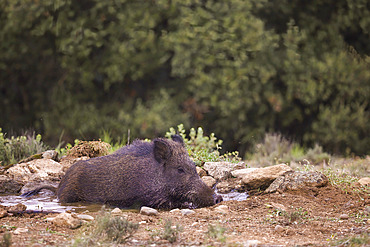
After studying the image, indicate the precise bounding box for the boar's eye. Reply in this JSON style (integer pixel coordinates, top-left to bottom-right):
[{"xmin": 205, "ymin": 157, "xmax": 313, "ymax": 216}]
[{"xmin": 177, "ymin": 167, "xmax": 185, "ymax": 174}]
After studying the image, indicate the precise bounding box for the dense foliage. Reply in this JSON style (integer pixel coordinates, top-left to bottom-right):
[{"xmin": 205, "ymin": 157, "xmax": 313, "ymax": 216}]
[{"xmin": 1, "ymin": 0, "xmax": 369, "ymax": 156}]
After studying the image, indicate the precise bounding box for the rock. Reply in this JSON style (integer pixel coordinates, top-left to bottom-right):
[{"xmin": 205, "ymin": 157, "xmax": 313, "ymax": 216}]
[
  {"xmin": 203, "ymin": 162, "xmax": 245, "ymax": 180},
  {"xmin": 216, "ymin": 181, "xmax": 233, "ymax": 193},
  {"xmin": 241, "ymin": 164, "xmax": 292, "ymax": 190},
  {"xmin": 358, "ymin": 177, "xmax": 370, "ymax": 186},
  {"xmin": 77, "ymin": 214, "xmax": 94, "ymax": 221},
  {"xmin": 275, "ymin": 224, "xmax": 285, "ymax": 233},
  {"xmin": 0, "ymin": 208, "xmax": 8, "ymax": 218},
  {"xmin": 231, "ymin": 168, "xmax": 258, "ymax": 178},
  {"xmin": 42, "ymin": 150, "xmax": 58, "ymax": 160},
  {"xmin": 202, "ymin": 176, "xmax": 216, "ymax": 188},
  {"xmin": 48, "ymin": 212, "xmax": 82, "ymax": 229},
  {"xmin": 170, "ymin": 208, "xmax": 180, "ymax": 213},
  {"xmin": 266, "ymin": 202, "xmax": 287, "ymax": 212},
  {"xmin": 20, "ymin": 181, "xmax": 58, "ymax": 195},
  {"xmin": 181, "ymin": 209, "xmax": 195, "ymax": 215},
  {"xmin": 6, "ymin": 159, "xmax": 64, "ymax": 182},
  {"xmin": 265, "ymin": 171, "xmax": 328, "ymax": 193},
  {"xmin": 140, "ymin": 206, "xmax": 158, "ymax": 216},
  {"xmin": 365, "ymin": 206, "xmax": 370, "ymax": 215},
  {"xmin": 196, "ymin": 166, "xmax": 207, "ymax": 177},
  {"xmin": 0, "ymin": 175, "xmax": 24, "ymax": 194},
  {"xmin": 339, "ymin": 214, "xmax": 349, "ymax": 220},
  {"xmin": 8, "ymin": 203, "xmax": 27, "ymax": 213},
  {"xmin": 111, "ymin": 208, "xmax": 122, "ymax": 215},
  {"xmin": 243, "ymin": 240, "xmax": 261, "ymax": 247},
  {"xmin": 13, "ymin": 227, "xmax": 29, "ymax": 235},
  {"xmin": 214, "ymin": 205, "xmax": 229, "ymax": 214}
]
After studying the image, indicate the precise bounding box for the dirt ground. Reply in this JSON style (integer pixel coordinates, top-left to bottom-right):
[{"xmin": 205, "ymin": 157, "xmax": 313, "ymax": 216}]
[{"xmin": 0, "ymin": 184, "xmax": 368, "ymax": 247}]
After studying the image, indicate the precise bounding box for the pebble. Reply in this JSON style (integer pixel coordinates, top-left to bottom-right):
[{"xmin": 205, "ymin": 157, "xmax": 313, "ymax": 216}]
[
  {"xmin": 0, "ymin": 209, "xmax": 8, "ymax": 218},
  {"xmin": 77, "ymin": 214, "xmax": 94, "ymax": 221},
  {"xmin": 365, "ymin": 206, "xmax": 370, "ymax": 215},
  {"xmin": 140, "ymin": 206, "xmax": 158, "ymax": 216},
  {"xmin": 339, "ymin": 214, "xmax": 349, "ymax": 220},
  {"xmin": 214, "ymin": 205, "xmax": 229, "ymax": 214},
  {"xmin": 170, "ymin": 208, "xmax": 180, "ymax": 213},
  {"xmin": 13, "ymin": 227, "xmax": 29, "ymax": 235},
  {"xmin": 275, "ymin": 224, "xmax": 285, "ymax": 233},
  {"xmin": 181, "ymin": 209, "xmax": 195, "ymax": 215},
  {"xmin": 244, "ymin": 240, "xmax": 261, "ymax": 247},
  {"xmin": 358, "ymin": 177, "xmax": 370, "ymax": 186}
]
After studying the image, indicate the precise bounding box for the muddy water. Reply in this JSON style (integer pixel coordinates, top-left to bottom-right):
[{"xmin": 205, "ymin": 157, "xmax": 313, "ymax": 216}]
[{"xmin": 0, "ymin": 191, "xmax": 248, "ymax": 213}]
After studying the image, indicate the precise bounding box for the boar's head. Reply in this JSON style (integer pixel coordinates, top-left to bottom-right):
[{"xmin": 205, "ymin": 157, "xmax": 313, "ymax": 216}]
[{"xmin": 153, "ymin": 135, "xmax": 222, "ymax": 209}]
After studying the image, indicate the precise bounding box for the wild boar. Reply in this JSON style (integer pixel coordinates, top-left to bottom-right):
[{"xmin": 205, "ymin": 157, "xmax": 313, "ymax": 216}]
[{"xmin": 22, "ymin": 135, "xmax": 222, "ymax": 209}]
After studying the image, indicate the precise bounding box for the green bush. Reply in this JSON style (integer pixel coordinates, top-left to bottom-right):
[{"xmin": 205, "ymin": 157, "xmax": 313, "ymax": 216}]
[
  {"xmin": 165, "ymin": 124, "xmax": 241, "ymax": 166},
  {"xmin": 0, "ymin": 128, "xmax": 48, "ymax": 165}
]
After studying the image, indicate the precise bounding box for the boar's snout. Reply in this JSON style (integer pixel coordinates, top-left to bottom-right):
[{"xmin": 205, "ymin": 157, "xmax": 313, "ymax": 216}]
[{"xmin": 213, "ymin": 194, "xmax": 223, "ymax": 204}]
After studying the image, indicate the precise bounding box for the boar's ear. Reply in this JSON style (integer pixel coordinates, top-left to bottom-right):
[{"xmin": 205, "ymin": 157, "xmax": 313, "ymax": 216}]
[
  {"xmin": 171, "ymin": 134, "xmax": 185, "ymax": 146},
  {"xmin": 154, "ymin": 139, "xmax": 172, "ymax": 163}
]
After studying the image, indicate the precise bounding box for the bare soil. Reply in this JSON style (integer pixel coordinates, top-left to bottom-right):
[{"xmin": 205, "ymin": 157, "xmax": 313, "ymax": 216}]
[{"xmin": 0, "ymin": 184, "xmax": 368, "ymax": 246}]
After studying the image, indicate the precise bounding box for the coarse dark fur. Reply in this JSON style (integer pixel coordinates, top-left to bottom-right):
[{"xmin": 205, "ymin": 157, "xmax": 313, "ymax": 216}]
[{"xmin": 22, "ymin": 135, "xmax": 222, "ymax": 209}]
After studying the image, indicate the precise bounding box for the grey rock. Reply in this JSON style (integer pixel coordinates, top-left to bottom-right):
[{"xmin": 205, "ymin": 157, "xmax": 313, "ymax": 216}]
[
  {"xmin": 230, "ymin": 168, "xmax": 258, "ymax": 178},
  {"xmin": 265, "ymin": 171, "xmax": 328, "ymax": 193},
  {"xmin": 181, "ymin": 209, "xmax": 195, "ymax": 215},
  {"xmin": 0, "ymin": 175, "xmax": 23, "ymax": 194},
  {"xmin": 203, "ymin": 162, "xmax": 245, "ymax": 180},
  {"xmin": 241, "ymin": 164, "xmax": 292, "ymax": 190},
  {"xmin": 140, "ymin": 206, "xmax": 158, "ymax": 216},
  {"xmin": 42, "ymin": 150, "xmax": 58, "ymax": 160},
  {"xmin": 6, "ymin": 159, "xmax": 64, "ymax": 182}
]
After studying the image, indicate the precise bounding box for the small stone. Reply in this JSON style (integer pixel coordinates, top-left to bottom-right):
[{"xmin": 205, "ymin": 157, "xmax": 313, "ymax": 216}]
[
  {"xmin": 111, "ymin": 208, "xmax": 122, "ymax": 215},
  {"xmin": 364, "ymin": 206, "xmax": 370, "ymax": 215},
  {"xmin": 269, "ymin": 202, "xmax": 287, "ymax": 212},
  {"xmin": 140, "ymin": 206, "xmax": 158, "ymax": 216},
  {"xmin": 275, "ymin": 224, "xmax": 285, "ymax": 233},
  {"xmin": 181, "ymin": 209, "xmax": 195, "ymax": 215},
  {"xmin": 77, "ymin": 214, "xmax": 94, "ymax": 221},
  {"xmin": 49, "ymin": 212, "xmax": 82, "ymax": 229},
  {"xmin": 8, "ymin": 203, "xmax": 27, "ymax": 213},
  {"xmin": 42, "ymin": 150, "xmax": 58, "ymax": 160},
  {"xmin": 339, "ymin": 214, "xmax": 349, "ymax": 220},
  {"xmin": 358, "ymin": 177, "xmax": 370, "ymax": 186},
  {"xmin": 13, "ymin": 227, "xmax": 29, "ymax": 235},
  {"xmin": 202, "ymin": 176, "xmax": 216, "ymax": 188},
  {"xmin": 0, "ymin": 209, "xmax": 8, "ymax": 218},
  {"xmin": 170, "ymin": 208, "xmax": 180, "ymax": 213},
  {"xmin": 244, "ymin": 240, "xmax": 261, "ymax": 247},
  {"xmin": 214, "ymin": 205, "xmax": 229, "ymax": 214}
]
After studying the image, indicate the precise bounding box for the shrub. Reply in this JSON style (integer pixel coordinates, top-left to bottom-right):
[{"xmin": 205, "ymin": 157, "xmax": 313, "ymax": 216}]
[
  {"xmin": 72, "ymin": 210, "xmax": 138, "ymax": 246},
  {"xmin": 0, "ymin": 128, "xmax": 48, "ymax": 165},
  {"xmin": 165, "ymin": 124, "xmax": 241, "ymax": 166},
  {"xmin": 249, "ymin": 133, "xmax": 330, "ymax": 166}
]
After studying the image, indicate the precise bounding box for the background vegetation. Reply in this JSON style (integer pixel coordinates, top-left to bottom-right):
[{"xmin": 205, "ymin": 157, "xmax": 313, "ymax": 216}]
[{"xmin": 1, "ymin": 0, "xmax": 369, "ymax": 157}]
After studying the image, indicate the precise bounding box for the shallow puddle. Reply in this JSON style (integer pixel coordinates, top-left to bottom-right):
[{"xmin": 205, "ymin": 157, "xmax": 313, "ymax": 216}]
[
  {"xmin": 0, "ymin": 190, "xmax": 248, "ymax": 213},
  {"xmin": 218, "ymin": 190, "xmax": 249, "ymax": 202}
]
